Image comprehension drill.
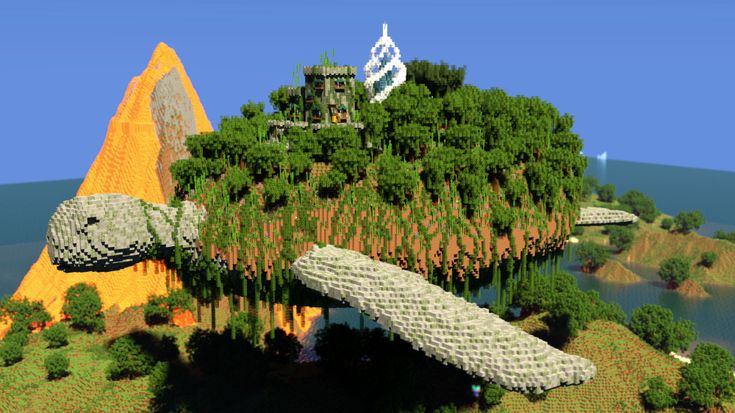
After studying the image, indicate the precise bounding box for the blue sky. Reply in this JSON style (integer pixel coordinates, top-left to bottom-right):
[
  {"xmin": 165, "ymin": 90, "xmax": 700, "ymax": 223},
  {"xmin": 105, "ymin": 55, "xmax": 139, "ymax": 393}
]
[{"xmin": 1, "ymin": 0, "xmax": 733, "ymax": 184}]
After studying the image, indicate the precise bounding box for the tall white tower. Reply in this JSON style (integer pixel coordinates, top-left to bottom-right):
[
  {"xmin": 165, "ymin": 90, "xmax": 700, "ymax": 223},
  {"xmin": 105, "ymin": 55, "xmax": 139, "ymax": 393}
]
[{"xmin": 363, "ymin": 23, "xmax": 407, "ymax": 103}]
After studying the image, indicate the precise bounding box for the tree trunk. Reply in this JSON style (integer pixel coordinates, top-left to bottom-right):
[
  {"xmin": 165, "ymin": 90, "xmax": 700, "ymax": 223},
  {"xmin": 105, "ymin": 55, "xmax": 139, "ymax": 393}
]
[
  {"xmin": 196, "ymin": 300, "xmax": 202, "ymax": 323},
  {"xmin": 211, "ymin": 300, "xmax": 217, "ymax": 331}
]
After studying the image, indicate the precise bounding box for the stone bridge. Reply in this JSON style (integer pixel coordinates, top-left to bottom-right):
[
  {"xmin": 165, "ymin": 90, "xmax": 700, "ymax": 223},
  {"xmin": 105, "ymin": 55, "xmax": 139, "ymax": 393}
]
[{"xmin": 576, "ymin": 207, "xmax": 638, "ymax": 226}]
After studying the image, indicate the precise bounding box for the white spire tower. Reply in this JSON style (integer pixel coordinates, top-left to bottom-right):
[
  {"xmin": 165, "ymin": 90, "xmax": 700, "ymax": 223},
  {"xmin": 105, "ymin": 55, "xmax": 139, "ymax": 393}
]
[{"xmin": 363, "ymin": 22, "xmax": 407, "ymax": 103}]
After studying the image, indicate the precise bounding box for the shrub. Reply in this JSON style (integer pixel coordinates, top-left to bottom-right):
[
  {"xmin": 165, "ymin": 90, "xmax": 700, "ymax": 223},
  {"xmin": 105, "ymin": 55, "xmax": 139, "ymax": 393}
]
[
  {"xmin": 640, "ymin": 376, "xmax": 676, "ymax": 411},
  {"xmin": 62, "ymin": 283, "xmax": 105, "ymax": 333},
  {"xmin": 245, "ymin": 142, "xmax": 285, "ymax": 181},
  {"xmin": 262, "ymin": 176, "xmax": 290, "ymax": 210},
  {"xmin": 285, "ymin": 128, "xmax": 319, "ymax": 157},
  {"xmin": 44, "ymin": 352, "xmax": 70, "ymax": 380},
  {"xmin": 432, "ymin": 404, "xmax": 458, "ymax": 413},
  {"xmin": 42, "ymin": 323, "xmax": 69, "ymax": 348},
  {"xmin": 222, "ymin": 167, "xmax": 253, "ymax": 201},
  {"xmin": 0, "ymin": 339, "xmax": 22, "ymax": 366},
  {"xmin": 700, "ymin": 251, "xmax": 717, "ymax": 268},
  {"xmin": 392, "ymin": 123, "xmax": 432, "ymax": 160},
  {"xmin": 660, "ymin": 217, "xmax": 673, "ymax": 230},
  {"xmin": 674, "ymin": 210, "xmax": 705, "ymax": 234},
  {"xmin": 166, "ymin": 289, "xmax": 194, "ymax": 312},
  {"xmin": 376, "ymin": 154, "xmax": 418, "ymax": 206},
  {"xmin": 679, "ymin": 343, "xmax": 735, "ymax": 410},
  {"xmin": 575, "ymin": 241, "xmax": 610, "ymax": 271},
  {"xmin": 658, "ymin": 256, "xmax": 691, "ymax": 288},
  {"xmin": 332, "ymin": 148, "xmax": 369, "ymax": 183},
  {"xmin": 618, "ymin": 190, "xmax": 659, "ymax": 223},
  {"xmin": 596, "ymin": 183, "xmax": 616, "ymax": 202},
  {"xmin": 482, "ymin": 383, "xmax": 506, "ymax": 407},
  {"xmin": 630, "ymin": 304, "xmax": 696, "ymax": 353},
  {"xmin": 315, "ymin": 125, "xmax": 360, "ymax": 162},
  {"xmin": 287, "ymin": 151, "xmax": 313, "ymax": 182},
  {"xmin": 148, "ymin": 361, "xmax": 172, "ymax": 394},
  {"xmin": 714, "ymin": 230, "xmax": 735, "ymax": 244},
  {"xmin": 144, "ymin": 295, "xmax": 173, "ymax": 326},
  {"xmin": 3, "ymin": 330, "xmax": 29, "ymax": 347},
  {"xmin": 607, "ymin": 225, "xmax": 635, "ymax": 252},
  {"xmin": 0, "ymin": 296, "xmax": 52, "ymax": 333},
  {"xmin": 571, "ymin": 226, "xmax": 585, "ymax": 236},
  {"xmin": 264, "ymin": 327, "xmax": 303, "ymax": 363},
  {"xmin": 317, "ymin": 170, "xmax": 347, "ymax": 199},
  {"xmin": 581, "ymin": 176, "xmax": 599, "ymax": 200},
  {"xmin": 107, "ymin": 335, "xmax": 154, "ymax": 380}
]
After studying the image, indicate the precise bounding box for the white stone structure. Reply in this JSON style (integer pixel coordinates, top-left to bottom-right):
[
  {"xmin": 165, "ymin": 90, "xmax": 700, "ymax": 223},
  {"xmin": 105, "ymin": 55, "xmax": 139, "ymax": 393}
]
[
  {"xmin": 576, "ymin": 207, "xmax": 639, "ymax": 226},
  {"xmin": 292, "ymin": 244, "xmax": 597, "ymax": 393},
  {"xmin": 363, "ymin": 23, "xmax": 407, "ymax": 103}
]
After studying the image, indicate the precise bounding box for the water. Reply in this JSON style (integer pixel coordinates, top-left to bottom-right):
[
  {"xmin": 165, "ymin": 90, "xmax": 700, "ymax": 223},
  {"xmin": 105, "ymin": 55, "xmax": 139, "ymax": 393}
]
[{"xmin": 1, "ymin": 161, "xmax": 734, "ymax": 354}]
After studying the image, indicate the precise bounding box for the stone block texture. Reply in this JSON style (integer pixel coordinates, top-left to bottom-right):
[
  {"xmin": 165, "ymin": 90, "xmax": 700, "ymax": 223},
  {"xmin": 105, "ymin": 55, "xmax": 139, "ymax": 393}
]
[
  {"xmin": 577, "ymin": 207, "xmax": 639, "ymax": 226},
  {"xmin": 292, "ymin": 244, "xmax": 597, "ymax": 393}
]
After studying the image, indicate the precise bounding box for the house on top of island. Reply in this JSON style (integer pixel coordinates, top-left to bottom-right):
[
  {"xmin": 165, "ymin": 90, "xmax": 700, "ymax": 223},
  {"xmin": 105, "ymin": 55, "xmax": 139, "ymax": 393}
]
[{"xmin": 268, "ymin": 23, "xmax": 407, "ymax": 144}]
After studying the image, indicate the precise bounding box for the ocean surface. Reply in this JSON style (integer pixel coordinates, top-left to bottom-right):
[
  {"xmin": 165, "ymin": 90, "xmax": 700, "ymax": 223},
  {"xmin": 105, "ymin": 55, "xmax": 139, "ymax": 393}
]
[{"xmin": 1, "ymin": 158, "xmax": 734, "ymax": 353}]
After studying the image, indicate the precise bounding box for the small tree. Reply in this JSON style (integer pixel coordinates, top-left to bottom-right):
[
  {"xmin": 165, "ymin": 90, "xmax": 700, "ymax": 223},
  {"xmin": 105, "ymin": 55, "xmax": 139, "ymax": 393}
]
[
  {"xmin": 674, "ymin": 211, "xmax": 705, "ymax": 234},
  {"xmin": 262, "ymin": 176, "xmax": 289, "ymax": 210},
  {"xmin": 581, "ymin": 176, "xmax": 599, "ymax": 200},
  {"xmin": 42, "ymin": 323, "xmax": 69, "ymax": 348},
  {"xmin": 596, "ymin": 183, "xmax": 616, "ymax": 202},
  {"xmin": 317, "ymin": 170, "xmax": 347, "ymax": 199},
  {"xmin": 607, "ymin": 225, "xmax": 635, "ymax": 252},
  {"xmin": 107, "ymin": 336, "xmax": 154, "ymax": 380},
  {"xmin": 376, "ymin": 154, "xmax": 419, "ymax": 206},
  {"xmin": 575, "ymin": 241, "xmax": 610, "ymax": 272},
  {"xmin": 629, "ymin": 304, "xmax": 696, "ymax": 353},
  {"xmin": 640, "ymin": 376, "xmax": 676, "ymax": 411},
  {"xmin": 0, "ymin": 339, "xmax": 22, "ymax": 366},
  {"xmin": 700, "ymin": 251, "xmax": 717, "ymax": 268},
  {"xmin": 679, "ymin": 343, "xmax": 735, "ymax": 410},
  {"xmin": 144, "ymin": 295, "xmax": 173, "ymax": 326},
  {"xmin": 44, "ymin": 352, "xmax": 70, "ymax": 380},
  {"xmin": 660, "ymin": 217, "xmax": 673, "ymax": 230},
  {"xmin": 658, "ymin": 256, "xmax": 691, "ymax": 288},
  {"xmin": 264, "ymin": 327, "xmax": 302, "ymax": 363},
  {"xmin": 618, "ymin": 190, "xmax": 659, "ymax": 223},
  {"xmin": 62, "ymin": 283, "xmax": 105, "ymax": 333},
  {"xmin": 481, "ymin": 383, "xmax": 506, "ymax": 408}
]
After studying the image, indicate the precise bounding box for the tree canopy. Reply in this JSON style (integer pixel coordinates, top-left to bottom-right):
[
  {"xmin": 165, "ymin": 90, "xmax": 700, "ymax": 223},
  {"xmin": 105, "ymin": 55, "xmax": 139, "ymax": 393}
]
[
  {"xmin": 629, "ymin": 304, "xmax": 696, "ymax": 353},
  {"xmin": 405, "ymin": 59, "xmax": 466, "ymax": 98},
  {"xmin": 658, "ymin": 256, "xmax": 691, "ymax": 288},
  {"xmin": 618, "ymin": 190, "xmax": 659, "ymax": 223},
  {"xmin": 674, "ymin": 210, "xmax": 705, "ymax": 234},
  {"xmin": 679, "ymin": 343, "xmax": 735, "ymax": 410}
]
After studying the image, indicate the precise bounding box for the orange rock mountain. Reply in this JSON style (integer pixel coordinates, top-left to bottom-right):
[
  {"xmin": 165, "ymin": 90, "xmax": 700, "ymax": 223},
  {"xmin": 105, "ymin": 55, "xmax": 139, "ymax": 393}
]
[{"xmin": 2, "ymin": 43, "xmax": 212, "ymax": 335}]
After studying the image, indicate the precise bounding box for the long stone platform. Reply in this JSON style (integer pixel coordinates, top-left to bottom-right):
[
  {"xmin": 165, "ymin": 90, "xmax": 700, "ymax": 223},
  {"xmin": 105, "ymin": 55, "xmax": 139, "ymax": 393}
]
[{"xmin": 576, "ymin": 207, "xmax": 639, "ymax": 226}]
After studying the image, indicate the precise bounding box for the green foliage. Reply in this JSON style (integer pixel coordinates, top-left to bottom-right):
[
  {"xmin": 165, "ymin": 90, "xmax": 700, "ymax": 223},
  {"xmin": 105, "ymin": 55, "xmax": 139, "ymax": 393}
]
[
  {"xmin": 185, "ymin": 326, "xmax": 267, "ymax": 386},
  {"xmin": 575, "ymin": 241, "xmax": 610, "ymax": 271},
  {"xmin": 658, "ymin": 256, "xmax": 691, "ymax": 288},
  {"xmin": 490, "ymin": 203, "xmax": 515, "ymax": 235},
  {"xmin": 360, "ymin": 102, "xmax": 388, "ymax": 149},
  {"xmin": 674, "ymin": 210, "xmax": 705, "ymax": 233},
  {"xmin": 571, "ymin": 226, "xmax": 585, "ymax": 236},
  {"xmin": 640, "ymin": 376, "xmax": 676, "ymax": 411},
  {"xmin": 481, "ymin": 383, "xmax": 506, "ymax": 407},
  {"xmin": 376, "ymin": 153, "xmax": 419, "ymax": 206},
  {"xmin": 62, "ymin": 283, "xmax": 105, "ymax": 333},
  {"xmin": 714, "ymin": 230, "xmax": 735, "ymax": 243},
  {"xmin": 457, "ymin": 170, "xmax": 484, "ymax": 216},
  {"xmin": 382, "ymin": 82, "xmax": 441, "ymax": 131},
  {"xmin": 679, "ymin": 343, "xmax": 735, "ymax": 409},
  {"xmin": 432, "ymin": 404, "xmax": 458, "ymax": 413},
  {"xmin": 264, "ymin": 327, "xmax": 303, "ymax": 363},
  {"xmin": 107, "ymin": 335, "xmax": 155, "ymax": 380},
  {"xmin": 629, "ymin": 304, "xmax": 696, "ymax": 353},
  {"xmin": 284, "ymin": 127, "xmax": 319, "ymax": 157},
  {"xmin": 287, "ymin": 152, "xmax": 313, "ymax": 183},
  {"xmin": 596, "ymin": 183, "xmax": 616, "ymax": 202},
  {"xmin": 606, "ymin": 225, "xmax": 635, "ymax": 252},
  {"xmin": 269, "ymin": 85, "xmax": 291, "ymax": 113},
  {"xmin": 262, "ymin": 176, "xmax": 290, "ymax": 210},
  {"xmin": 581, "ymin": 176, "xmax": 599, "ymax": 200},
  {"xmin": 700, "ymin": 251, "xmax": 717, "ymax": 268},
  {"xmin": 222, "ymin": 167, "xmax": 253, "ymax": 202},
  {"xmin": 170, "ymin": 157, "xmax": 227, "ymax": 195},
  {"xmin": 42, "ymin": 323, "xmax": 69, "ymax": 348},
  {"xmin": 443, "ymin": 124, "xmax": 484, "ymax": 150},
  {"xmin": 0, "ymin": 339, "xmax": 23, "ymax": 366},
  {"xmin": 44, "ymin": 352, "xmax": 70, "ymax": 380},
  {"xmin": 442, "ymin": 85, "xmax": 483, "ymax": 126},
  {"xmin": 660, "ymin": 217, "xmax": 674, "ymax": 230},
  {"xmin": 148, "ymin": 361, "xmax": 172, "ymax": 395},
  {"xmin": 331, "ymin": 148, "xmax": 369, "ymax": 183},
  {"xmin": 225, "ymin": 311, "xmax": 265, "ymax": 347},
  {"xmin": 618, "ymin": 190, "xmax": 659, "ymax": 223},
  {"xmin": 144, "ymin": 295, "xmax": 173, "ymax": 326},
  {"xmin": 315, "ymin": 126, "xmax": 360, "ymax": 162},
  {"xmin": 240, "ymin": 101, "xmax": 265, "ymax": 119},
  {"xmin": 503, "ymin": 175, "xmax": 526, "ymax": 207},
  {"xmin": 245, "ymin": 142, "xmax": 285, "ymax": 181},
  {"xmin": 4, "ymin": 329, "xmax": 29, "ymax": 347},
  {"xmin": 0, "ymin": 296, "xmax": 51, "ymax": 335},
  {"xmin": 317, "ymin": 170, "xmax": 347, "ymax": 199},
  {"xmin": 392, "ymin": 123, "xmax": 432, "ymax": 160},
  {"xmin": 421, "ymin": 146, "xmax": 462, "ymax": 199},
  {"xmin": 405, "ymin": 59, "xmax": 466, "ymax": 98}
]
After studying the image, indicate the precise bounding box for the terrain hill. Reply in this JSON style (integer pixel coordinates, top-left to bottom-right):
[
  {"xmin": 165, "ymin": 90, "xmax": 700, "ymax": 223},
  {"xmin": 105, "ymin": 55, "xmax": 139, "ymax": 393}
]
[{"xmin": 1, "ymin": 42, "xmax": 212, "ymax": 337}]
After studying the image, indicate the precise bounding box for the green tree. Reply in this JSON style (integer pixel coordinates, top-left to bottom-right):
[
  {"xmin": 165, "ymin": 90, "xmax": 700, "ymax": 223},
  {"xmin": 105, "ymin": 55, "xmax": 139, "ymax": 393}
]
[
  {"xmin": 144, "ymin": 294, "xmax": 173, "ymax": 326},
  {"xmin": 0, "ymin": 340, "xmax": 23, "ymax": 366},
  {"xmin": 660, "ymin": 217, "xmax": 674, "ymax": 230},
  {"xmin": 376, "ymin": 153, "xmax": 419, "ymax": 206},
  {"xmin": 658, "ymin": 256, "xmax": 691, "ymax": 288},
  {"xmin": 331, "ymin": 148, "xmax": 369, "ymax": 183},
  {"xmin": 240, "ymin": 101, "xmax": 265, "ymax": 119},
  {"xmin": 700, "ymin": 251, "xmax": 717, "ymax": 268},
  {"xmin": 481, "ymin": 383, "xmax": 506, "ymax": 408},
  {"xmin": 245, "ymin": 142, "xmax": 285, "ymax": 181},
  {"xmin": 607, "ymin": 225, "xmax": 635, "ymax": 252},
  {"xmin": 581, "ymin": 176, "xmax": 599, "ymax": 200},
  {"xmin": 222, "ymin": 167, "xmax": 253, "ymax": 202},
  {"xmin": 382, "ymin": 82, "xmax": 441, "ymax": 132},
  {"xmin": 714, "ymin": 230, "xmax": 735, "ymax": 244},
  {"xmin": 640, "ymin": 376, "xmax": 676, "ymax": 411},
  {"xmin": 596, "ymin": 183, "xmax": 616, "ymax": 202},
  {"xmin": 575, "ymin": 241, "xmax": 610, "ymax": 272},
  {"xmin": 630, "ymin": 304, "xmax": 696, "ymax": 353},
  {"xmin": 62, "ymin": 283, "xmax": 105, "ymax": 333},
  {"xmin": 674, "ymin": 210, "xmax": 705, "ymax": 234},
  {"xmin": 392, "ymin": 123, "xmax": 432, "ymax": 160},
  {"xmin": 317, "ymin": 170, "xmax": 347, "ymax": 199},
  {"xmin": 405, "ymin": 59, "xmax": 466, "ymax": 98},
  {"xmin": 618, "ymin": 190, "xmax": 659, "ymax": 223},
  {"xmin": 262, "ymin": 176, "xmax": 290, "ymax": 210},
  {"xmin": 443, "ymin": 124, "xmax": 484, "ymax": 150},
  {"xmin": 284, "ymin": 127, "xmax": 319, "ymax": 157},
  {"xmin": 360, "ymin": 102, "xmax": 388, "ymax": 150},
  {"xmin": 268, "ymin": 85, "xmax": 291, "ymax": 113},
  {"xmin": 315, "ymin": 126, "xmax": 360, "ymax": 162},
  {"xmin": 107, "ymin": 335, "xmax": 154, "ymax": 380},
  {"xmin": 287, "ymin": 151, "xmax": 313, "ymax": 182},
  {"xmin": 679, "ymin": 343, "xmax": 735, "ymax": 410},
  {"xmin": 42, "ymin": 323, "xmax": 69, "ymax": 348},
  {"xmin": 44, "ymin": 352, "xmax": 70, "ymax": 380},
  {"xmin": 0, "ymin": 296, "xmax": 51, "ymax": 334},
  {"xmin": 264, "ymin": 327, "xmax": 302, "ymax": 363},
  {"xmin": 442, "ymin": 85, "xmax": 484, "ymax": 127}
]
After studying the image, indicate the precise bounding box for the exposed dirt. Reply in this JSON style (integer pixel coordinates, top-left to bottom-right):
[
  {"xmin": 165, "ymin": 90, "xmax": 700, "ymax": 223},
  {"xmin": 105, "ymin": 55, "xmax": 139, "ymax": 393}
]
[
  {"xmin": 591, "ymin": 260, "xmax": 642, "ymax": 284},
  {"xmin": 674, "ymin": 279, "xmax": 710, "ymax": 299}
]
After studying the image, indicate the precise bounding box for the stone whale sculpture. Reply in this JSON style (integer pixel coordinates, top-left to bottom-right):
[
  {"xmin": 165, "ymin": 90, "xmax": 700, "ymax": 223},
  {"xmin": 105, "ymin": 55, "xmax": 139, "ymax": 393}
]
[{"xmin": 46, "ymin": 193, "xmax": 597, "ymax": 392}]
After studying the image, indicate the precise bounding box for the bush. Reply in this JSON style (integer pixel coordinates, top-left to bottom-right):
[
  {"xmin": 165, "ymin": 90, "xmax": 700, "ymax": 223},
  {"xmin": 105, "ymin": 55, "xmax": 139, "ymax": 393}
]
[
  {"xmin": 42, "ymin": 323, "xmax": 69, "ymax": 348},
  {"xmin": 62, "ymin": 283, "xmax": 105, "ymax": 333},
  {"xmin": 44, "ymin": 352, "xmax": 70, "ymax": 380},
  {"xmin": 700, "ymin": 251, "xmax": 717, "ymax": 268},
  {"xmin": 596, "ymin": 183, "xmax": 616, "ymax": 202},
  {"xmin": 245, "ymin": 142, "xmax": 285, "ymax": 181},
  {"xmin": 376, "ymin": 154, "xmax": 419, "ymax": 206},
  {"xmin": 285, "ymin": 128, "xmax": 319, "ymax": 158},
  {"xmin": 630, "ymin": 304, "xmax": 696, "ymax": 353},
  {"xmin": 144, "ymin": 295, "xmax": 173, "ymax": 326},
  {"xmin": 660, "ymin": 217, "xmax": 674, "ymax": 230},
  {"xmin": 222, "ymin": 167, "xmax": 253, "ymax": 202},
  {"xmin": 575, "ymin": 241, "xmax": 609, "ymax": 271},
  {"xmin": 571, "ymin": 226, "xmax": 585, "ymax": 236},
  {"xmin": 317, "ymin": 170, "xmax": 347, "ymax": 199},
  {"xmin": 679, "ymin": 343, "xmax": 735, "ymax": 410},
  {"xmin": 641, "ymin": 376, "xmax": 676, "ymax": 411},
  {"xmin": 262, "ymin": 176, "xmax": 290, "ymax": 210},
  {"xmin": 674, "ymin": 210, "xmax": 705, "ymax": 234},
  {"xmin": 148, "ymin": 361, "xmax": 172, "ymax": 394},
  {"xmin": 714, "ymin": 230, "xmax": 735, "ymax": 244},
  {"xmin": 658, "ymin": 256, "xmax": 691, "ymax": 288},
  {"xmin": 331, "ymin": 148, "xmax": 369, "ymax": 183},
  {"xmin": 618, "ymin": 190, "xmax": 659, "ymax": 223},
  {"xmin": 0, "ymin": 296, "xmax": 52, "ymax": 333},
  {"xmin": 581, "ymin": 176, "xmax": 599, "ymax": 200},
  {"xmin": 107, "ymin": 336, "xmax": 154, "ymax": 380},
  {"xmin": 315, "ymin": 126, "xmax": 360, "ymax": 162},
  {"xmin": 0, "ymin": 339, "xmax": 22, "ymax": 366},
  {"xmin": 3, "ymin": 330, "xmax": 29, "ymax": 347},
  {"xmin": 264, "ymin": 327, "xmax": 303, "ymax": 363},
  {"xmin": 607, "ymin": 225, "xmax": 635, "ymax": 252},
  {"xmin": 482, "ymin": 383, "xmax": 506, "ymax": 407},
  {"xmin": 287, "ymin": 151, "xmax": 313, "ymax": 182}
]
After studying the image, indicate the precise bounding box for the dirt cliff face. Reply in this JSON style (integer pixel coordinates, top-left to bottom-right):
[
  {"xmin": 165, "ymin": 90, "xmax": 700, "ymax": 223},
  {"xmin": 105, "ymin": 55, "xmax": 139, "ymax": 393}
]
[{"xmin": 2, "ymin": 43, "xmax": 212, "ymax": 335}]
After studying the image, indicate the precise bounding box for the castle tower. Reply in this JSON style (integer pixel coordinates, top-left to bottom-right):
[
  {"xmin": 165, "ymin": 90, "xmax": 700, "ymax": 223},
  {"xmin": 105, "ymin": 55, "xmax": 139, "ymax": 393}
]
[
  {"xmin": 364, "ymin": 23, "xmax": 407, "ymax": 103},
  {"xmin": 303, "ymin": 65, "xmax": 357, "ymax": 124}
]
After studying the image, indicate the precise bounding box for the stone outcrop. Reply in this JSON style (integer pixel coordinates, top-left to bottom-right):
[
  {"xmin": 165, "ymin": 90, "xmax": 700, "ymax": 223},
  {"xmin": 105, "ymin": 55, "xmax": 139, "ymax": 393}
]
[
  {"xmin": 292, "ymin": 244, "xmax": 597, "ymax": 393},
  {"xmin": 2, "ymin": 43, "xmax": 212, "ymax": 336},
  {"xmin": 577, "ymin": 207, "xmax": 639, "ymax": 226},
  {"xmin": 47, "ymin": 194, "xmax": 204, "ymax": 272}
]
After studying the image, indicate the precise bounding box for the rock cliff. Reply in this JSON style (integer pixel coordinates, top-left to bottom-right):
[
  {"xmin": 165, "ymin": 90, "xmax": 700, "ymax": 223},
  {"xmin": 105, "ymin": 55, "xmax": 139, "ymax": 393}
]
[{"xmin": 2, "ymin": 43, "xmax": 212, "ymax": 335}]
